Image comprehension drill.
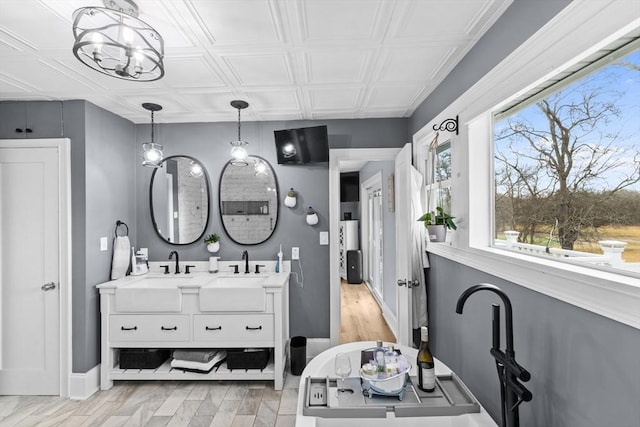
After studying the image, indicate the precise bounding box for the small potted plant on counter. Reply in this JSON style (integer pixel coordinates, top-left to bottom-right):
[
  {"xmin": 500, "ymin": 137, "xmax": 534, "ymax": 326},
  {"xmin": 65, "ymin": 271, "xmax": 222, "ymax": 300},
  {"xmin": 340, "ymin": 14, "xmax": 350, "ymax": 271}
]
[
  {"xmin": 417, "ymin": 207, "xmax": 456, "ymax": 242},
  {"xmin": 204, "ymin": 233, "xmax": 220, "ymax": 253}
]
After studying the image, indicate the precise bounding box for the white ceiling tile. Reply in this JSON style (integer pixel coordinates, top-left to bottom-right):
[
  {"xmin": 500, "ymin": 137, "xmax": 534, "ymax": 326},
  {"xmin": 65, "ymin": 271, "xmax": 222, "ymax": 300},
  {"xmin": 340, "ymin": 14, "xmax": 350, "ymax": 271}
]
[
  {"xmin": 365, "ymin": 85, "xmax": 423, "ymax": 108},
  {"xmin": 300, "ymin": 0, "xmax": 386, "ymax": 41},
  {"xmin": 223, "ymin": 53, "xmax": 293, "ymax": 85},
  {"xmin": 161, "ymin": 56, "xmax": 224, "ymax": 88},
  {"xmin": 186, "ymin": 0, "xmax": 283, "ymax": 45},
  {"xmin": 376, "ymin": 45, "xmax": 458, "ymax": 82},
  {"xmin": 306, "ymin": 50, "xmax": 371, "ymax": 84},
  {"xmin": 309, "ymin": 87, "xmax": 361, "ymax": 110},
  {"xmin": 244, "ymin": 89, "xmax": 300, "ymax": 111}
]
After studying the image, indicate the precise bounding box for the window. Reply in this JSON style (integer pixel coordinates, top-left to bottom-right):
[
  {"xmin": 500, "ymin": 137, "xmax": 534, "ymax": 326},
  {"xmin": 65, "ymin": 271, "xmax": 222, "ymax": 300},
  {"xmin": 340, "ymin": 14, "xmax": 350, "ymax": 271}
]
[
  {"xmin": 424, "ymin": 137, "xmax": 453, "ymax": 216},
  {"xmin": 493, "ymin": 43, "xmax": 640, "ymax": 276}
]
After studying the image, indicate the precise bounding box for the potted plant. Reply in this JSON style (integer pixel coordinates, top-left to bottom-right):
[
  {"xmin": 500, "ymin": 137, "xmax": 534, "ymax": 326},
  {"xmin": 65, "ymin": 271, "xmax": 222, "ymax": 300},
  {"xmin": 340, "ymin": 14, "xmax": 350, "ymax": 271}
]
[
  {"xmin": 204, "ymin": 233, "xmax": 220, "ymax": 253},
  {"xmin": 417, "ymin": 207, "xmax": 456, "ymax": 242}
]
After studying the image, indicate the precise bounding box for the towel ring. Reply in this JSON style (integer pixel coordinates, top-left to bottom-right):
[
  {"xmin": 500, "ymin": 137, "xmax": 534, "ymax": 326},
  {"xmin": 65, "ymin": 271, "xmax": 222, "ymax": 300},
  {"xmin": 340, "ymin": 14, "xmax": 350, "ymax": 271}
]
[{"xmin": 115, "ymin": 220, "xmax": 129, "ymax": 237}]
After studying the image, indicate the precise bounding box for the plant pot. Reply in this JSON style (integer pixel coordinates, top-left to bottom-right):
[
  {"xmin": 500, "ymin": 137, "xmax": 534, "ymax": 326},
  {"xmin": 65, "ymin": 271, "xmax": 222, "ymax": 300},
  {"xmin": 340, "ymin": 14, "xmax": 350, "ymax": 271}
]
[
  {"xmin": 206, "ymin": 242, "xmax": 220, "ymax": 253},
  {"xmin": 426, "ymin": 225, "xmax": 446, "ymax": 242}
]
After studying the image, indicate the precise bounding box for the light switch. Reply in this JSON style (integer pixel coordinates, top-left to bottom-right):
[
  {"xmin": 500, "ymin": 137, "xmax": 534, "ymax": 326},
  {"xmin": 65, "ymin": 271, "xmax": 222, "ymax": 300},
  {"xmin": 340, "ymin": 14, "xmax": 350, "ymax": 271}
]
[
  {"xmin": 100, "ymin": 237, "xmax": 108, "ymax": 252},
  {"xmin": 319, "ymin": 231, "xmax": 329, "ymax": 245}
]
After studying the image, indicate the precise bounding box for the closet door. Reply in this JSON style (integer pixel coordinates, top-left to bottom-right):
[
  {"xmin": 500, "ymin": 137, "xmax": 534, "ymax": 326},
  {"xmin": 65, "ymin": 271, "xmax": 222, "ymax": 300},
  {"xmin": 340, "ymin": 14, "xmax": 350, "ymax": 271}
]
[{"xmin": 0, "ymin": 145, "xmax": 60, "ymax": 395}]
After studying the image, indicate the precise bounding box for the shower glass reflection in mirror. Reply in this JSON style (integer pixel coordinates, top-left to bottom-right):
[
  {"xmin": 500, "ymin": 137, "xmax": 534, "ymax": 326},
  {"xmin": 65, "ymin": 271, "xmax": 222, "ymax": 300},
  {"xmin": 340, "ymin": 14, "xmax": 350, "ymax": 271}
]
[
  {"xmin": 219, "ymin": 155, "xmax": 279, "ymax": 245},
  {"xmin": 150, "ymin": 156, "xmax": 210, "ymax": 244}
]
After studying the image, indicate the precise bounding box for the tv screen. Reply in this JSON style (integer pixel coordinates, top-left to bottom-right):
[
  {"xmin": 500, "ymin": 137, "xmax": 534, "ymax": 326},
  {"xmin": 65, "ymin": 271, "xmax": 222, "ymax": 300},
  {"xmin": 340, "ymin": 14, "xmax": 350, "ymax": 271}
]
[{"xmin": 274, "ymin": 125, "xmax": 329, "ymax": 164}]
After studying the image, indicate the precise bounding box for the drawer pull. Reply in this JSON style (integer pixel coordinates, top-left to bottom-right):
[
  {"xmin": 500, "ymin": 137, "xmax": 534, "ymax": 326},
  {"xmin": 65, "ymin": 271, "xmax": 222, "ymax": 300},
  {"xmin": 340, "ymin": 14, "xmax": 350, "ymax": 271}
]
[
  {"xmin": 205, "ymin": 326, "xmax": 222, "ymax": 331},
  {"xmin": 121, "ymin": 326, "xmax": 137, "ymax": 331},
  {"xmin": 246, "ymin": 325, "xmax": 263, "ymax": 330},
  {"xmin": 161, "ymin": 326, "xmax": 178, "ymax": 331}
]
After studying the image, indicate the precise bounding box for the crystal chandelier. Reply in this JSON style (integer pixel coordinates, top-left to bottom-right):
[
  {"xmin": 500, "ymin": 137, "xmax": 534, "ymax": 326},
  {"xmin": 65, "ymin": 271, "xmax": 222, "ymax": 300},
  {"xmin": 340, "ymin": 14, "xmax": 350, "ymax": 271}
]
[
  {"xmin": 141, "ymin": 103, "xmax": 163, "ymax": 168},
  {"xmin": 230, "ymin": 100, "xmax": 249, "ymax": 166},
  {"xmin": 72, "ymin": 0, "xmax": 164, "ymax": 81}
]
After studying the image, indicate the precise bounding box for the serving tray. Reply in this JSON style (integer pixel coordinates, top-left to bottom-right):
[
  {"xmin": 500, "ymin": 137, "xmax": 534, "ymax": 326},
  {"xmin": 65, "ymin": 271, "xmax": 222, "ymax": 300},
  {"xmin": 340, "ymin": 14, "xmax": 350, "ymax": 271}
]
[{"xmin": 302, "ymin": 373, "xmax": 480, "ymax": 419}]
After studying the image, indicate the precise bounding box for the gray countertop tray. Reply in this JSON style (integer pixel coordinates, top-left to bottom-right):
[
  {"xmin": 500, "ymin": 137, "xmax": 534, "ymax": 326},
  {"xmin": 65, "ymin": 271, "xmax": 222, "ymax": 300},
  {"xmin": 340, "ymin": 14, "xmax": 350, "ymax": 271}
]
[{"xmin": 303, "ymin": 374, "xmax": 480, "ymax": 419}]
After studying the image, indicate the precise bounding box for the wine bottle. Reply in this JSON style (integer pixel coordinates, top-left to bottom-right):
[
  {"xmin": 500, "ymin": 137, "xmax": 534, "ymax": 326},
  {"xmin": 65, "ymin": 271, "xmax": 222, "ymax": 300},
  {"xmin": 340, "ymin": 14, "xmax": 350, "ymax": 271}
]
[{"xmin": 417, "ymin": 326, "xmax": 435, "ymax": 392}]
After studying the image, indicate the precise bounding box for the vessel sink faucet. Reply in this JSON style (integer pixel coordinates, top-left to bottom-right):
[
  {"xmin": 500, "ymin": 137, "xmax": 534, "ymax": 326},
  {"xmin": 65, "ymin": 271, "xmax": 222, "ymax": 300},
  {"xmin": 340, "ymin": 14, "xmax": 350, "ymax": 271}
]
[
  {"xmin": 242, "ymin": 250, "xmax": 250, "ymax": 274},
  {"xmin": 168, "ymin": 251, "xmax": 180, "ymax": 274},
  {"xmin": 456, "ymin": 283, "xmax": 532, "ymax": 427}
]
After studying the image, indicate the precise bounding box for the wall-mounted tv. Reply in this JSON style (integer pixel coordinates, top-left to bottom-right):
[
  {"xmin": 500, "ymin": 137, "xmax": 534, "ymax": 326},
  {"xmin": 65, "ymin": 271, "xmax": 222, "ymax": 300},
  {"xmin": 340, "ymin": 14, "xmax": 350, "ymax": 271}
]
[{"xmin": 274, "ymin": 125, "xmax": 329, "ymax": 164}]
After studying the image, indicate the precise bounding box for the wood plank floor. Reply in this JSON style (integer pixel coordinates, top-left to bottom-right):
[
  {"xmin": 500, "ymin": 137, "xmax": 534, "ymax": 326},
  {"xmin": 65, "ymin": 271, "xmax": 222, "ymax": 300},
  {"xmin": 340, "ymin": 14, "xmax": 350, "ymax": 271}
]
[
  {"xmin": 0, "ymin": 375, "xmax": 300, "ymax": 427},
  {"xmin": 339, "ymin": 280, "xmax": 395, "ymax": 344}
]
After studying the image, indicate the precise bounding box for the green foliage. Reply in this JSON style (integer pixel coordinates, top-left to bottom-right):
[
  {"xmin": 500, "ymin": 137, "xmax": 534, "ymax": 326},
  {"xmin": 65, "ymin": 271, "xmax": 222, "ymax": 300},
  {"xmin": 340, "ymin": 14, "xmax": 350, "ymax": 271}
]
[
  {"xmin": 204, "ymin": 233, "xmax": 220, "ymax": 244},
  {"xmin": 417, "ymin": 206, "xmax": 457, "ymax": 230}
]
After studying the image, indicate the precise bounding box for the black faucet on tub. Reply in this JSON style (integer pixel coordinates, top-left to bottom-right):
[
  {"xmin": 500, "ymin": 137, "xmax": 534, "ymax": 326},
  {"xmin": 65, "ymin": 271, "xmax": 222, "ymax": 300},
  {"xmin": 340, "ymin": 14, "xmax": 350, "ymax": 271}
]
[
  {"xmin": 168, "ymin": 251, "xmax": 180, "ymax": 274},
  {"xmin": 242, "ymin": 250, "xmax": 250, "ymax": 274},
  {"xmin": 456, "ymin": 283, "xmax": 532, "ymax": 427}
]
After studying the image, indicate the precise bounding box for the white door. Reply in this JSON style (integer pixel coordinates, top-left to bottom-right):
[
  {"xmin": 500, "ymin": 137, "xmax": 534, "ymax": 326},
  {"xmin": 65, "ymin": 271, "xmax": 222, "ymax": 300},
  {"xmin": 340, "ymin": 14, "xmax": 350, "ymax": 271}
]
[
  {"xmin": 0, "ymin": 146, "xmax": 60, "ymax": 394},
  {"xmin": 395, "ymin": 143, "xmax": 413, "ymax": 346}
]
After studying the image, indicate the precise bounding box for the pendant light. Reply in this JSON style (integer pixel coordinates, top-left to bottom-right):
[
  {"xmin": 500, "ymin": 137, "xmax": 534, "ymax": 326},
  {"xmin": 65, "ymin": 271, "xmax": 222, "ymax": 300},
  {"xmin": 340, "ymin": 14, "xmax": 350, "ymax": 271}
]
[
  {"xmin": 230, "ymin": 100, "xmax": 249, "ymax": 166},
  {"xmin": 72, "ymin": 0, "xmax": 164, "ymax": 81},
  {"xmin": 141, "ymin": 102, "xmax": 163, "ymax": 168}
]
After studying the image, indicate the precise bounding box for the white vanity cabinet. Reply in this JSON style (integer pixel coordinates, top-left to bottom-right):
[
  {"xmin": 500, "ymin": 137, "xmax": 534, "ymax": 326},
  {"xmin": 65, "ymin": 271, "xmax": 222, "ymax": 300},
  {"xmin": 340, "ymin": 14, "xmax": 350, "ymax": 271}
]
[{"xmin": 97, "ymin": 273, "xmax": 290, "ymax": 391}]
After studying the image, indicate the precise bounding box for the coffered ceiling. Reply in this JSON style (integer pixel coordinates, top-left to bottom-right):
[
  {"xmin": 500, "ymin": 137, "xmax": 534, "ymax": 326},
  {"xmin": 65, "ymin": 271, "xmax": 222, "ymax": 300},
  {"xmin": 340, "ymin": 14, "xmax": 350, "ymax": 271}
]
[{"xmin": 0, "ymin": 0, "xmax": 511, "ymax": 123}]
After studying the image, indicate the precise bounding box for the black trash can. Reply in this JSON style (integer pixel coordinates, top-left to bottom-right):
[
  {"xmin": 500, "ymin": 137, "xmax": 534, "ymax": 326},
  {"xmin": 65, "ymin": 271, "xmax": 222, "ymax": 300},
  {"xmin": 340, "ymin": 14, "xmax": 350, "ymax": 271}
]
[{"xmin": 290, "ymin": 336, "xmax": 307, "ymax": 375}]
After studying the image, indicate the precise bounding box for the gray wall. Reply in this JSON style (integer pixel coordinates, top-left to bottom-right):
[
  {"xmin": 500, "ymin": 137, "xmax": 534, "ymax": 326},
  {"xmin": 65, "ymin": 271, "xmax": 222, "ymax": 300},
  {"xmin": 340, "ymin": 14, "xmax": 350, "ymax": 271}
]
[
  {"xmin": 427, "ymin": 254, "xmax": 640, "ymax": 427},
  {"xmin": 359, "ymin": 160, "xmax": 397, "ymax": 316},
  {"xmin": 66, "ymin": 100, "xmax": 136, "ymax": 373},
  {"xmin": 135, "ymin": 119, "xmax": 408, "ymax": 339}
]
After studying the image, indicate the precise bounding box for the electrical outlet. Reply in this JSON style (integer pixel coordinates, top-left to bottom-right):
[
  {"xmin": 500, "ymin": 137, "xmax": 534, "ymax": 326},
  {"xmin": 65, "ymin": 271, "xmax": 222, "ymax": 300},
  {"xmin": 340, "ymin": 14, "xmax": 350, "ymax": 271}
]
[
  {"xmin": 292, "ymin": 247, "xmax": 300, "ymax": 260},
  {"xmin": 309, "ymin": 383, "xmax": 327, "ymax": 406}
]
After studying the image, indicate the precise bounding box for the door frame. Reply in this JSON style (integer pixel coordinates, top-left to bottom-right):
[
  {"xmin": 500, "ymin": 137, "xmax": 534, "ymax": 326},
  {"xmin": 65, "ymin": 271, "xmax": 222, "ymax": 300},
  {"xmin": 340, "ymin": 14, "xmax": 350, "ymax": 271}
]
[
  {"xmin": 329, "ymin": 148, "xmax": 400, "ymax": 347},
  {"xmin": 0, "ymin": 138, "xmax": 71, "ymax": 397}
]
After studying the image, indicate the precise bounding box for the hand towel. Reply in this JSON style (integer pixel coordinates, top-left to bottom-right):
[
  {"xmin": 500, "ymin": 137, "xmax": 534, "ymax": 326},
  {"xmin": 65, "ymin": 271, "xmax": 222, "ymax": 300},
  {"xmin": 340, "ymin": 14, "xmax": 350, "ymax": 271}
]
[
  {"xmin": 111, "ymin": 235, "xmax": 131, "ymax": 280},
  {"xmin": 172, "ymin": 349, "xmax": 218, "ymax": 364},
  {"xmin": 171, "ymin": 351, "xmax": 227, "ymax": 373}
]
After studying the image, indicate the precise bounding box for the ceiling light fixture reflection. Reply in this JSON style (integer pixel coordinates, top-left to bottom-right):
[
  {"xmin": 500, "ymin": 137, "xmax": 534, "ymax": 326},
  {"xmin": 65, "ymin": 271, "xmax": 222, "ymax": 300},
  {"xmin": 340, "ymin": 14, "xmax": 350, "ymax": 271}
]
[
  {"xmin": 254, "ymin": 159, "xmax": 268, "ymax": 176},
  {"xmin": 141, "ymin": 102, "xmax": 163, "ymax": 168},
  {"xmin": 189, "ymin": 161, "xmax": 203, "ymax": 177},
  {"xmin": 282, "ymin": 142, "xmax": 297, "ymax": 158},
  {"xmin": 230, "ymin": 100, "xmax": 249, "ymax": 166},
  {"xmin": 72, "ymin": 0, "xmax": 164, "ymax": 81}
]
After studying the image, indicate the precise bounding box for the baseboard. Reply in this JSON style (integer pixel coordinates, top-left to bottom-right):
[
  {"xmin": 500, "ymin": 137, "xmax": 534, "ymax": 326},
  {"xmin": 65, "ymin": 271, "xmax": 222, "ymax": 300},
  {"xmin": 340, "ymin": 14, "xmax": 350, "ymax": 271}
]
[
  {"xmin": 306, "ymin": 338, "xmax": 331, "ymax": 362},
  {"xmin": 381, "ymin": 303, "xmax": 398, "ymax": 339},
  {"xmin": 69, "ymin": 364, "xmax": 100, "ymax": 400}
]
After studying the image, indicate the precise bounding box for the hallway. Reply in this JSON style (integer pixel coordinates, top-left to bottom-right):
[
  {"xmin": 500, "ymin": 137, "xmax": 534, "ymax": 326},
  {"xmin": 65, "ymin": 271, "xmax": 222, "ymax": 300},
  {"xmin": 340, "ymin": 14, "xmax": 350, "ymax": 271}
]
[{"xmin": 339, "ymin": 280, "xmax": 395, "ymax": 344}]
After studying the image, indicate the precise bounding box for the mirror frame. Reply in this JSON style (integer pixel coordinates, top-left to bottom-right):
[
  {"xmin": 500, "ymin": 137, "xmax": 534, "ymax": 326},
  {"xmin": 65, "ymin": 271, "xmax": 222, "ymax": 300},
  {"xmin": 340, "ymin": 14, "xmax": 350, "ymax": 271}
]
[
  {"xmin": 149, "ymin": 155, "xmax": 211, "ymax": 245},
  {"xmin": 218, "ymin": 155, "xmax": 279, "ymax": 246}
]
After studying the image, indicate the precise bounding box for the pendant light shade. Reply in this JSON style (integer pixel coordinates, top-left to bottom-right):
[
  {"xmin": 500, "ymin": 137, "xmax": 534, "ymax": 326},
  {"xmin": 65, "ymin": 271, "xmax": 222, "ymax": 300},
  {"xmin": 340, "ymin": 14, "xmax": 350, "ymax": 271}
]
[
  {"xmin": 230, "ymin": 100, "xmax": 249, "ymax": 166},
  {"xmin": 141, "ymin": 103, "xmax": 163, "ymax": 168},
  {"xmin": 72, "ymin": 0, "xmax": 164, "ymax": 81}
]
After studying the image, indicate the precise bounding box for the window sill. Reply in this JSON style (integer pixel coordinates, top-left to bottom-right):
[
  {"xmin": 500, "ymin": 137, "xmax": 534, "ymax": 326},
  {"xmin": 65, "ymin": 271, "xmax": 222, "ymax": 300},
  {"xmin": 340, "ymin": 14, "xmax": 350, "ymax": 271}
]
[{"xmin": 426, "ymin": 243, "xmax": 640, "ymax": 330}]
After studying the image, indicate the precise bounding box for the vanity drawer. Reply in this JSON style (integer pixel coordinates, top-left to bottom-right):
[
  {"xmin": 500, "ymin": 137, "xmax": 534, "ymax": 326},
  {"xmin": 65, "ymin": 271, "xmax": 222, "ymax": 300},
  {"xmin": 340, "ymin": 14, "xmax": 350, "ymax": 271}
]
[
  {"xmin": 193, "ymin": 314, "xmax": 274, "ymax": 343},
  {"xmin": 110, "ymin": 315, "xmax": 190, "ymax": 342}
]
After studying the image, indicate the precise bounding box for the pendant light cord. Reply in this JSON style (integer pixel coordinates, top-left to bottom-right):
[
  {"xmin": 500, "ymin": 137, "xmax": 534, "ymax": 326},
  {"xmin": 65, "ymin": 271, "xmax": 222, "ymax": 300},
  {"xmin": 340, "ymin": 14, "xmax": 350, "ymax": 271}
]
[
  {"xmin": 151, "ymin": 110, "xmax": 155, "ymax": 143},
  {"xmin": 237, "ymin": 108, "xmax": 241, "ymax": 141}
]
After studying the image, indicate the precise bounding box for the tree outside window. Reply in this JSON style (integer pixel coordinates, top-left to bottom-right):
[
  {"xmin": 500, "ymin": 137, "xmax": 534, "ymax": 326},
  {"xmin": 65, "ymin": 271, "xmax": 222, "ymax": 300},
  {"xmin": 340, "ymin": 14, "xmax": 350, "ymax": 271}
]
[{"xmin": 493, "ymin": 47, "xmax": 640, "ymax": 263}]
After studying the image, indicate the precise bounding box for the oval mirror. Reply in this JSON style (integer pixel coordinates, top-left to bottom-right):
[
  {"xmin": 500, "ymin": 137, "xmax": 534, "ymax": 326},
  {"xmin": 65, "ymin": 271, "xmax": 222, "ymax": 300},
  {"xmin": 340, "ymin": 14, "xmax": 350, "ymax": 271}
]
[
  {"xmin": 150, "ymin": 156, "xmax": 210, "ymax": 245},
  {"xmin": 219, "ymin": 155, "xmax": 279, "ymax": 245}
]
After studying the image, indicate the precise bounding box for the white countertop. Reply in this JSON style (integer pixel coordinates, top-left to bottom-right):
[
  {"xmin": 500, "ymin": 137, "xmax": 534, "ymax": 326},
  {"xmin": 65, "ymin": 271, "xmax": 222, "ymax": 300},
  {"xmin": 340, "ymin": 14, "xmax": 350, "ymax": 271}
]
[
  {"xmin": 96, "ymin": 260, "xmax": 290, "ymax": 290},
  {"xmin": 295, "ymin": 341, "xmax": 497, "ymax": 427}
]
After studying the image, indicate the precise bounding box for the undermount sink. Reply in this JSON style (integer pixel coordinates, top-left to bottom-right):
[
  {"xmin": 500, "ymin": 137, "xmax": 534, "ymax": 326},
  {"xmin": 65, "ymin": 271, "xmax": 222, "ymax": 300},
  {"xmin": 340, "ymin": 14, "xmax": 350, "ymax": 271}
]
[
  {"xmin": 199, "ymin": 275, "xmax": 268, "ymax": 312},
  {"xmin": 115, "ymin": 276, "xmax": 190, "ymax": 312}
]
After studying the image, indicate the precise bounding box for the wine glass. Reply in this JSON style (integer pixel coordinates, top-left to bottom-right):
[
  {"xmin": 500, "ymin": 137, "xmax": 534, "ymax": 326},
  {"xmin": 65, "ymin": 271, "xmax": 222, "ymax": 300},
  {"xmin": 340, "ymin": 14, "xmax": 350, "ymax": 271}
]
[{"xmin": 334, "ymin": 352, "xmax": 352, "ymax": 394}]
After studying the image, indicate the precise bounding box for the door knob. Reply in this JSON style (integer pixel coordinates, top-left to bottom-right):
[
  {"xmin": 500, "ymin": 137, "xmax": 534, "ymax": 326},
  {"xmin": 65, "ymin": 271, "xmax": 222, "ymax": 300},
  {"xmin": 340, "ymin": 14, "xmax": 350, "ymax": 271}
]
[
  {"xmin": 397, "ymin": 279, "xmax": 407, "ymax": 287},
  {"xmin": 41, "ymin": 282, "xmax": 56, "ymax": 291},
  {"xmin": 409, "ymin": 279, "xmax": 419, "ymax": 288}
]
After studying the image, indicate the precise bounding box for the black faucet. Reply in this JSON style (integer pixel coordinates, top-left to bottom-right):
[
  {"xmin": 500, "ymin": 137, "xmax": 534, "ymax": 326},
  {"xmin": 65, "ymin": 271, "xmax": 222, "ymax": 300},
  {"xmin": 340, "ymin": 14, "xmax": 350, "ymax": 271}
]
[
  {"xmin": 242, "ymin": 250, "xmax": 250, "ymax": 274},
  {"xmin": 168, "ymin": 251, "xmax": 180, "ymax": 274},
  {"xmin": 456, "ymin": 284, "xmax": 532, "ymax": 427}
]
